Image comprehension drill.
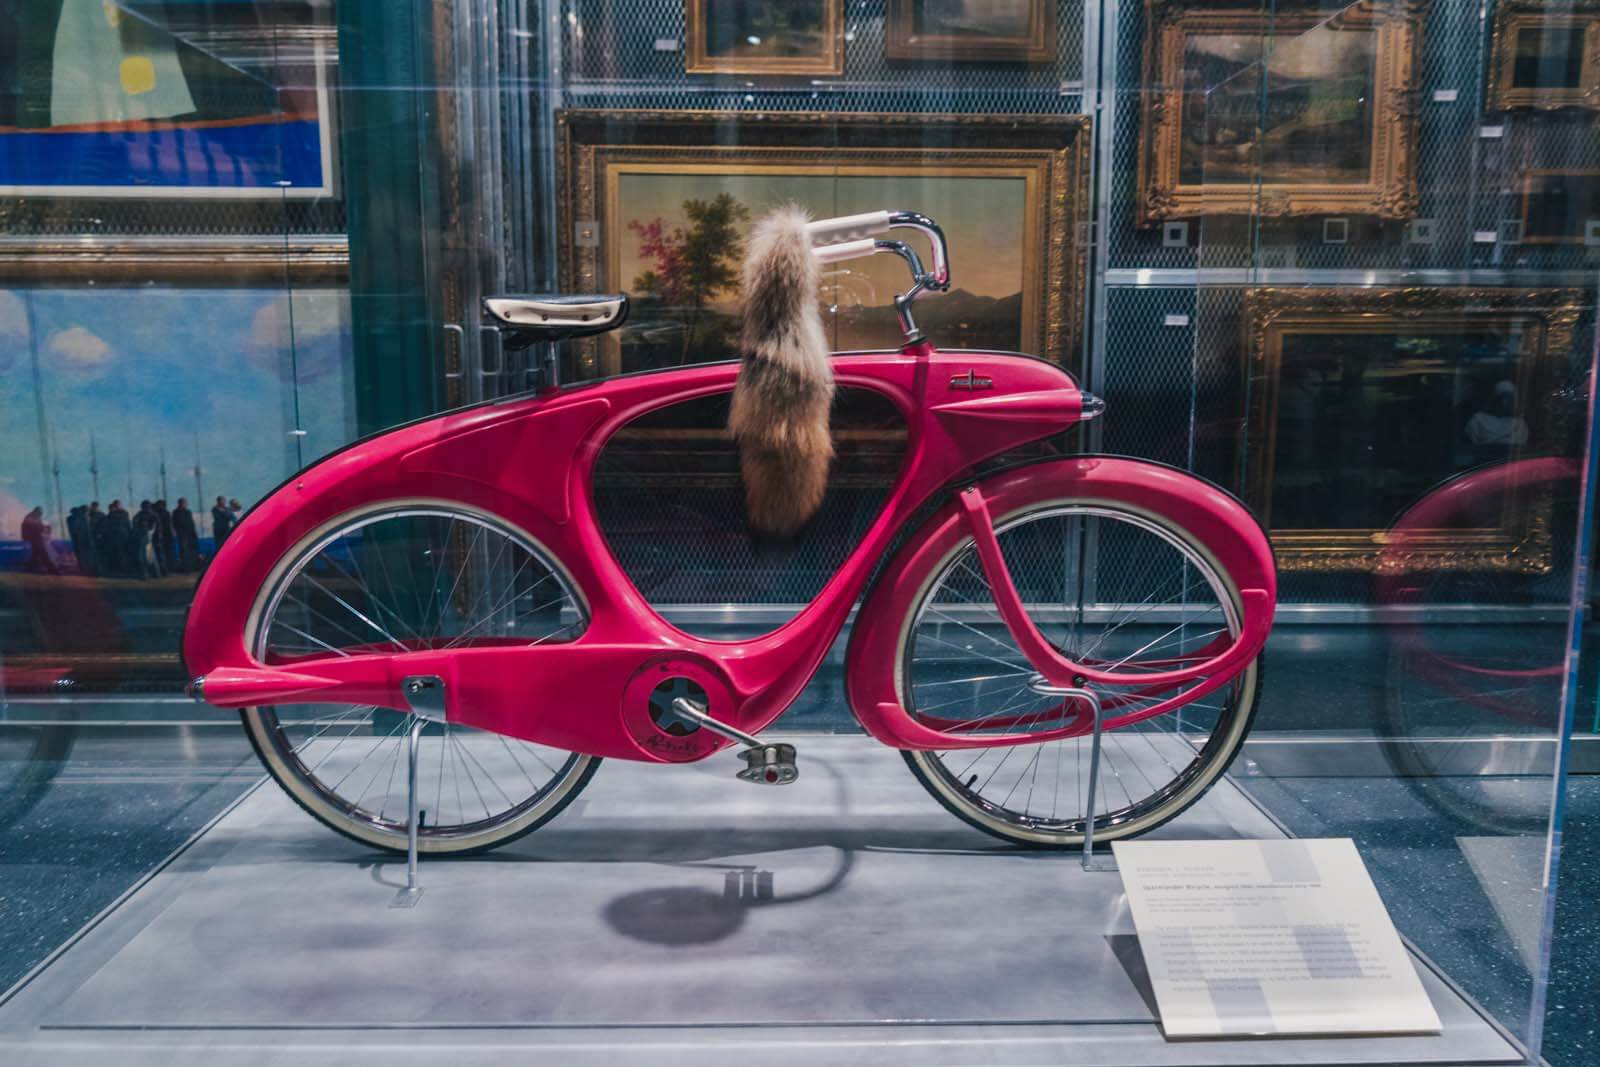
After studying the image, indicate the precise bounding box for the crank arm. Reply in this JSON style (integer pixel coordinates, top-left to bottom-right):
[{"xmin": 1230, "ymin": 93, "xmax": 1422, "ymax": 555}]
[
  {"xmin": 670, "ymin": 698, "xmax": 799, "ymax": 785},
  {"xmin": 956, "ymin": 487, "xmax": 1270, "ymax": 690}
]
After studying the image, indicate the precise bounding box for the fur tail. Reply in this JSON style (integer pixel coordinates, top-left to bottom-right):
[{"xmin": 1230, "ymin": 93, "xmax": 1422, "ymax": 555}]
[{"xmin": 728, "ymin": 206, "xmax": 834, "ymax": 536}]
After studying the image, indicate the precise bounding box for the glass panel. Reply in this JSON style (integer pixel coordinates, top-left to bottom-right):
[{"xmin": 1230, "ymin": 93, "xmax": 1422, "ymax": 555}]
[
  {"xmin": 0, "ymin": 0, "xmax": 350, "ymax": 990},
  {"xmin": 0, "ymin": 2, "xmax": 1592, "ymax": 1063},
  {"xmin": 1188, "ymin": 1, "xmax": 1594, "ymax": 1057}
]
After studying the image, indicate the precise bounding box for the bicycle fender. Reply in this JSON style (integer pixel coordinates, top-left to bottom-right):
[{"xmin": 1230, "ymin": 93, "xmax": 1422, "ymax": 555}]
[
  {"xmin": 182, "ymin": 395, "xmax": 607, "ymax": 681},
  {"xmin": 845, "ymin": 455, "xmax": 1277, "ymax": 750}
]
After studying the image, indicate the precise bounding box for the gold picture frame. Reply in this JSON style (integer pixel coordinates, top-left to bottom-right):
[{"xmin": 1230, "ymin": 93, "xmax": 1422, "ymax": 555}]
[
  {"xmin": 886, "ymin": 0, "xmax": 1056, "ymax": 64},
  {"xmin": 0, "ymin": 237, "xmax": 347, "ymax": 285},
  {"xmin": 556, "ymin": 109, "xmax": 1091, "ymax": 377},
  {"xmin": 1137, "ymin": 0, "xmax": 1425, "ymax": 225},
  {"xmin": 1520, "ymin": 168, "xmax": 1600, "ymax": 244},
  {"xmin": 1486, "ymin": 1, "xmax": 1600, "ymax": 110},
  {"xmin": 684, "ymin": 0, "xmax": 844, "ymax": 75},
  {"xmin": 1244, "ymin": 287, "xmax": 1580, "ymax": 573}
]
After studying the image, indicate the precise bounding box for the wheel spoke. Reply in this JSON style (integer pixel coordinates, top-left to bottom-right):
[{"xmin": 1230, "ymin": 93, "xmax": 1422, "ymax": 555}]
[
  {"xmin": 245, "ymin": 506, "xmax": 593, "ymax": 854},
  {"xmin": 904, "ymin": 503, "xmax": 1255, "ymax": 846}
]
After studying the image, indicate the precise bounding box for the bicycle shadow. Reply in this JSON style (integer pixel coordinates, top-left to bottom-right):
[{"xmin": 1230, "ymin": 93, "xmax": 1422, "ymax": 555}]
[{"xmin": 344, "ymin": 751, "xmax": 1076, "ymax": 945}]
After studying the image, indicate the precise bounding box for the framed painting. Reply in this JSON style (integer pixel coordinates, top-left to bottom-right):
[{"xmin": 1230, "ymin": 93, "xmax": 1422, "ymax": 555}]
[
  {"xmin": 0, "ymin": 244, "xmax": 352, "ymax": 684},
  {"xmin": 684, "ymin": 0, "xmax": 844, "ymax": 75},
  {"xmin": 1520, "ymin": 169, "xmax": 1600, "ymax": 244},
  {"xmin": 1243, "ymin": 287, "xmax": 1581, "ymax": 573},
  {"xmin": 1486, "ymin": 0, "xmax": 1600, "ymax": 110},
  {"xmin": 1137, "ymin": 0, "xmax": 1425, "ymax": 224},
  {"xmin": 0, "ymin": 1, "xmax": 336, "ymax": 199},
  {"xmin": 556, "ymin": 109, "xmax": 1090, "ymax": 377},
  {"xmin": 886, "ymin": 0, "xmax": 1057, "ymax": 63}
]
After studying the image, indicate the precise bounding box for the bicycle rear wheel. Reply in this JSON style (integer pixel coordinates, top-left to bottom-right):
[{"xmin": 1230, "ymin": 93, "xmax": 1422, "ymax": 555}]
[
  {"xmin": 898, "ymin": 498, "xmax": 1261, "ymax": 847},
  {"xmin": 241, "ymin": 500, "xmax": 598, "ymax": 855}
]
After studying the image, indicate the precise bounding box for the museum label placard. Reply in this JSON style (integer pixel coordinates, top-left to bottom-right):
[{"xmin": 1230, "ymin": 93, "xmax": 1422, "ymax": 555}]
[{"xmin": 1113, "ymin": 838, "xmax": 1442, "ymax": 1038}]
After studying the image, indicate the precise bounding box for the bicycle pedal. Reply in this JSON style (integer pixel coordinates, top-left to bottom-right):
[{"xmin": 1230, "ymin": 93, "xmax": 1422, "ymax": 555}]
[{"xmin": 736, "ymin": 743, "xmax": 798, "ymax": 785}]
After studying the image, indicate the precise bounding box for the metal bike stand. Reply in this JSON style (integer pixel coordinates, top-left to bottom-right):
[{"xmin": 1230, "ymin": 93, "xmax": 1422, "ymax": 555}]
[
  {"xmin": 1027, "ymin": 676, "xmax": 1114, "ymax": 872},
  {"xmin": 389, "ymin": 717, "xmax": 426, "ymax": 908},
  {"xmin": 1077, "ymin": 689, "xmax": 1118, "ymax": 873},
  {"xmin": 390, "ymin": 676, "xmax": 448, "ymax": 909}
]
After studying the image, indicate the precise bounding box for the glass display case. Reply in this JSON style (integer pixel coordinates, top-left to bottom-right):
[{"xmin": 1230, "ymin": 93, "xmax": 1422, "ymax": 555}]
[{"xmin": 0, "ymin": 1, "xmax": 1594, "ymax": 1064}]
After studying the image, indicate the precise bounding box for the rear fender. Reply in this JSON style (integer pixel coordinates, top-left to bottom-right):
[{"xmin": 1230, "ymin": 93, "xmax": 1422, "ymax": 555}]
[{"xmin": 181, "ymin": 394, "xmax": 610, "ymax": 680}]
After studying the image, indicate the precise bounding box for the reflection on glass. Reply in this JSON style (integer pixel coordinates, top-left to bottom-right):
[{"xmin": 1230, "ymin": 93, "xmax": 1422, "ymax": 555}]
[
  {"xmin": 1245, "ymin": 288, "xmax": 1579, "ymax": 573},
  {"xmin": 1271, "ymin": 330, "xmax": 1532, "ymax": 532},
  {"xmin": 591, "ymin": 387, "xmax": 905, "ymax": 629}
]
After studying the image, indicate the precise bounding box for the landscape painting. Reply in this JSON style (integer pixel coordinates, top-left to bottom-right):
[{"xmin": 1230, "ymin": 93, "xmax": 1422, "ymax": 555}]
[
  {"xmin": 686, "ymin": 0, "xmax": 843, "ymax": 74},
  {"xmin": 887, "ymin": 0, "xmax": 1055, "ymax": 62},
  {"xmin": 558, "ymin": 110, "xmax": 1090, "ymax": 377},
  {"xmin": 1176, "ymin": 26, "xmax": 1376, "ymax": 186},
  {"xmin": 612, "ymin": 168, "xmax": 1029, "ymax": 372},
  {"xmin": 1139, "ymin": 0, "xmax": 1423, "ymax": 221}
]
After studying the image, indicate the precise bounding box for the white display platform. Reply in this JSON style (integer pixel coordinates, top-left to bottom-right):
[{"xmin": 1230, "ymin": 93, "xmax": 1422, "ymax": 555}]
[{"xmin": 0, "ymin": 737, "xmax": 1522, "ymax": 1066}]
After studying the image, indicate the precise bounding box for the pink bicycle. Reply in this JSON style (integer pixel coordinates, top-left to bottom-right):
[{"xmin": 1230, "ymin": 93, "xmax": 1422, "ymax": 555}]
[{"xmin": 183, "ymin": 209, "xmax": 1277, "ymax": 855}]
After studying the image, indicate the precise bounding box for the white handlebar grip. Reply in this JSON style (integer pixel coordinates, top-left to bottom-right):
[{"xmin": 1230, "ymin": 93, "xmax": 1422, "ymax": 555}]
[
  {"xmin": 806, "ymin": 211, "xmax": 892, "ymax": 246},
  {"xmin": 812, "ymin": 238, "xmax": 878, "ymax": 265}
]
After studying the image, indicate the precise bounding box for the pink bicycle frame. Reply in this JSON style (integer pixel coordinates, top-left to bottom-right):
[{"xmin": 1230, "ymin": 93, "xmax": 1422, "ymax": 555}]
[{"xmin": 185, "ymin": 339, "xmax": 1277, "ymax": 763}]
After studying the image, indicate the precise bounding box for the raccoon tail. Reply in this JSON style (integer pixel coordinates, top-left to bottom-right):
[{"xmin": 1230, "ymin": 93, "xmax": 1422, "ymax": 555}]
[{"xmin": 728, "ymin": 205, "xmax": 835, "ymax": 536}]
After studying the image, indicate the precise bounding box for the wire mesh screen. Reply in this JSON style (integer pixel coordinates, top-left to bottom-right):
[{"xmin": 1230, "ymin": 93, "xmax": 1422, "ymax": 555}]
[
  {"xmin": 591, "ymin": 384, "xmax": 905, "ymax": 627},
  {"xmin": 560, "ymin": 0, "xmax": 1084, "ymax": 113},
  {"xmin": 1476, "ymin": 112, "xmax": 1600, "ymax": 272},
  {"xmin": 1106, "ymin": 0, "xmax": 1196, "ymax": 271},
  {"xmin": 1099, "ymin": 287, "xmax": 1199, "ymax": 466}
]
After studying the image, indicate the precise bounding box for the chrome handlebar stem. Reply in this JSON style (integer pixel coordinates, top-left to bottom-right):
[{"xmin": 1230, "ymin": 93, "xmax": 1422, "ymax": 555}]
[{"xmin": 880, "ymin": 212, "xmax": 950, "ymax": 343}]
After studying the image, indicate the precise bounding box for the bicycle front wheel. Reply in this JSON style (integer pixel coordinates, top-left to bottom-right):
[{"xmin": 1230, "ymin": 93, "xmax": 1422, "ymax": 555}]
[
  {"xmin": 898, "ymin": 498, "xmax": 1261, "ymax": 847},
  {"xmin": 241, "ymin": 500, "xmax": 598, "ymax": 855}
]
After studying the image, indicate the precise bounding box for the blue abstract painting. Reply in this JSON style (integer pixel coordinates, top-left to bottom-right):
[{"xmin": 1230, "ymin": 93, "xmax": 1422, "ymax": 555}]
[{"xmin": 0, "ymin": 0, "xmax": 333, "ymax": 197}]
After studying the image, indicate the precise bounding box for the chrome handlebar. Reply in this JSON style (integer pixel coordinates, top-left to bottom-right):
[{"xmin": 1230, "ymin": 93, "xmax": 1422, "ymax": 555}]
[
  {"xmin": 807, "ymin": 210, "xmax": 952, "ymax": 342},
  {"xmin": 807, "ymin": 210, "xmax": 951, "ymax": 292}
]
